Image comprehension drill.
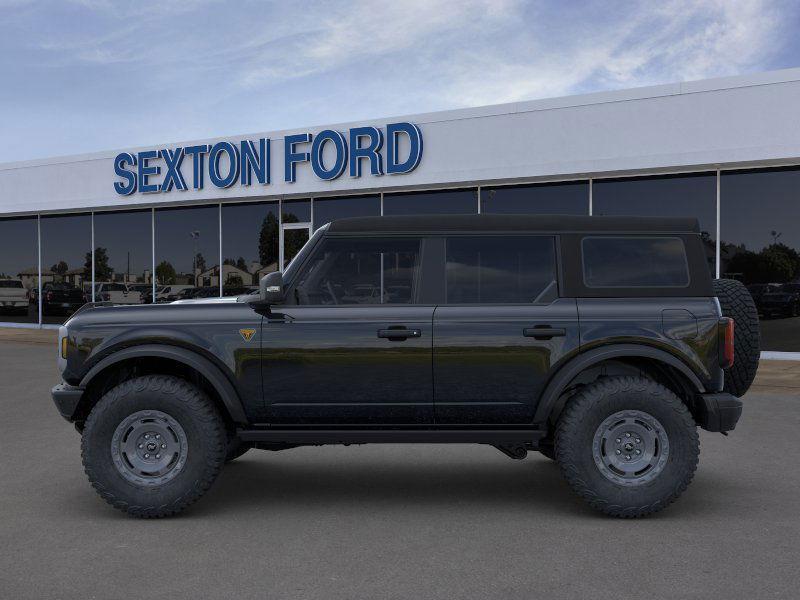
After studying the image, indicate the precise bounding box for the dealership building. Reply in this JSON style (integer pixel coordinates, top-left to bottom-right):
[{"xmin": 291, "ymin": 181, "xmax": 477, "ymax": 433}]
[{"xmin": 1, "ymin": 68, "xmax": 800, "ymax": 357}]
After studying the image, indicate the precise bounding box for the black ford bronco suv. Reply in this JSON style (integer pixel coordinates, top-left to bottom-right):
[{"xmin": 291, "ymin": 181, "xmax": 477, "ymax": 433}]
[{"xmin": 51, "ymin": 215, "xmax": 760, "ymax": 518}]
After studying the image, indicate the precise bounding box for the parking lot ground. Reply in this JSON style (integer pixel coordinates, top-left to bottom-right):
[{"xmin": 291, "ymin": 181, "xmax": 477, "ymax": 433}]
[{"xmin": 1, "ymin": 340, "xmax": 799, "ymax": 600}]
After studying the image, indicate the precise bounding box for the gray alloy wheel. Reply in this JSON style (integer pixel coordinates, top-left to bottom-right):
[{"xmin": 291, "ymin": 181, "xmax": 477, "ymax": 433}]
[
  {"xmin": 110, "ymin": 410, "xmax": 188, "ymax": 486},
  {"xmin": 591, "ymin": 410, "xmax": 669, "ymax": 486}
]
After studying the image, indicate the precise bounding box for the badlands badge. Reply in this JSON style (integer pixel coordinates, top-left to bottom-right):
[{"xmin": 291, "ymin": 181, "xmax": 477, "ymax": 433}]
[{"xmin": 239, "ymin": 328, "xmax": 256, "ymax": 342}]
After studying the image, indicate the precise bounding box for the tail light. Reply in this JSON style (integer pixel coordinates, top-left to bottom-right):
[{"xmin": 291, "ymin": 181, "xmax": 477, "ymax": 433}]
[
  {"xmin": 719, "ymin": 317, "xmax": 734, "ymax": 368},
  {"xmin": 102, "ymin": 293, "xmax": 110, "ymax": 301},
  {"xmin": 46, "ymin": 291, "xmax": 53, "ymax": 302}
]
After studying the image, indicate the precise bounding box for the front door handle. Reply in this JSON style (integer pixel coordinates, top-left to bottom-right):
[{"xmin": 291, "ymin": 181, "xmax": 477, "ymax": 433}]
[
  {"xmin": 523, "ymin": 326, "xmax": 566, "ymax": 340},
  {"xmin": 377, "ymin": 328, "xmax": 421, "ymax": 340}
]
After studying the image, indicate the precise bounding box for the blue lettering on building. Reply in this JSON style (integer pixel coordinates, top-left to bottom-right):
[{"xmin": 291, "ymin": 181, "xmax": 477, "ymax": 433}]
[{"xmin": 113, "ymin": 122, "xmax": 422, "ymax": 195}]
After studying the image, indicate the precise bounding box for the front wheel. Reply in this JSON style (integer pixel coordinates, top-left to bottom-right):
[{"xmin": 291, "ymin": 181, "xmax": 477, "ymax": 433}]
[
  {"xmin": 555, "ymin": 376, "xmax": 699, "ymax": 518},
  {"xmin": 81, "ymin": 375, "xmax": 227, "ymax": 518}
]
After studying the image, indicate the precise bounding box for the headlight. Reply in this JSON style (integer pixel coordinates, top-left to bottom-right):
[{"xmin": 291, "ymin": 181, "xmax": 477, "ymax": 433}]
[{"xmin": 57, "ymin": 325, "xmax": 68, "ymax": 374}]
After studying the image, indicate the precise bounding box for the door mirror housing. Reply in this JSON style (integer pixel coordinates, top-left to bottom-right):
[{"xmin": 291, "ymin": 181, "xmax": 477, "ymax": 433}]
[{"xmin": 259, "ymin": 271, "xmax": 284, "ymax": 304}]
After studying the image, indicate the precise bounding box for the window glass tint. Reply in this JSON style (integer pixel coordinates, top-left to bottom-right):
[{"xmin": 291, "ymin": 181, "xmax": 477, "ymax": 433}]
[
  {"xmin": 383, "ymin": 189, "xmax": 477, "ymax": 215},
  {"xmin": 0, "ymin": 217, "xmax": 38, "ymax": 323},
  {"xmin": 445, "ymin": 236, "xmax": 557, "ymax": 304},
  {"xmin": 155, "ymin": 206, "xmax": 219, "ymax": 298},
  {"xmin": 721, "ymin": 167, "xmax": 800, "ymax": 352},
  {"xmin": 593, "ymin": 173, "xmax": 717, "ymax": 275},
  {"xmin": 40, "ymin": 213, "xmax": 91, "ymax": 324},
  {"xmin": 293, "ymin": 237, "xmax": 421, "ymax": 305},
  {"xmin": 481, "ymin": 181, "xmax": 589, "ymax": 215},
  {"xmin": 282, "ymin": 199, "xmax": 311, "ymax": 223},
  {"xmin": 93, "ymin": 210, "xmax": 153, "ymax": 303},
  {"xmin": 221, "ymin": 202, "xmax": 277, "ymax": 296},
  {"xmin": 582, "ymin": 237, "xmax": 689, "ymax": 288},
  {"xmin": 312, "ymin": 195, "xmax": 381, "ymax": 230}
]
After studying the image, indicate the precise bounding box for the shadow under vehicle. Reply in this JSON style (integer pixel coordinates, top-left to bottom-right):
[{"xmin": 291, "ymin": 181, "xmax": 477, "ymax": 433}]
[{"xmin": 50, "ymin": 215, "xmax": 761, "ymax": 519}]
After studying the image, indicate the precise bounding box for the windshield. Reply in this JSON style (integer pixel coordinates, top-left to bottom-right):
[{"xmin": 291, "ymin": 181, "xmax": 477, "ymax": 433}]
[{"xmin": 283, "ymin": 225, "xmax": 327, "ymax": 283}]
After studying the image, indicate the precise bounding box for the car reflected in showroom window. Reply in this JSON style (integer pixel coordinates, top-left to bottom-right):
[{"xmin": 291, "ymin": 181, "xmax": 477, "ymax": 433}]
[
  {"xmin": 93, "ymin": 210, "xmax": 153, "ymax": 304},
  {"xmin": 39, "ymin": 214, "xmax": 91, "ymax": 324},
  {"xmin": 0, "ymin": 217, "xmax": 39, "ymax": 324}
]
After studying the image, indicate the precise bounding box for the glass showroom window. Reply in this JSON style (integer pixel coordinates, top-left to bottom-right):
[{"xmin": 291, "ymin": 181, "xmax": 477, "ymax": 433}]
[
  {"xmin": 281, "ymin": 199, "xmax": 312, "ymax": 269},
  {"xmin": 0, "ymin": 217, "xmax": 39, "ymax": 324},
  {"xmin": 481, "ymin": 181, "xmax": 589, "ymax": 215},
  {"xmin": 312, "ymin": 195, "xmax": 381, "ymax": 231},
  {"xmin": 593, "ymin": 173, "xmax": 717, "ymax": 275},
  {"xmin": 282, "ymin": 199, "xmax": 311, "ymax": 224},
  {"xmin": 721, "ymin": 167, "xmax": 800, "ymax": 353},
  {"xmin": 221, "ymin": 201, "xmax": 278, "ymax": 296},
  {"xmin": 40, "ymin": 213, "xmax": 92, "ymax": 325},
  {"xmin": 93, "ymin": 210, "xmax": 153, "ymax": 304},
  {"xmin": 383, "ymin": 188, "xmax": 478, "ymax": 215},
  {"xmin": 155, "ymin": 205, "xmax": 220, "ymax": 302}
]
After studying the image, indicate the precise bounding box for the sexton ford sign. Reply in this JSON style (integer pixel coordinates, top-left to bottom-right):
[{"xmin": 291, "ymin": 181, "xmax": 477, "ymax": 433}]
[{"xmin": 112, "ymin": 122, "xmax": 423, "ymax": 196}]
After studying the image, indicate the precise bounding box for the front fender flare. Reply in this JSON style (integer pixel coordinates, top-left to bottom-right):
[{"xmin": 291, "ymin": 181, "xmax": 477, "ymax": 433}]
[
  {"xmin": 533, "ymin": 343, "xmax": 706, "ymax": 425},
  {"xmin": 79, "ymin": 343, "xmax": 248, "ymax": 425}
]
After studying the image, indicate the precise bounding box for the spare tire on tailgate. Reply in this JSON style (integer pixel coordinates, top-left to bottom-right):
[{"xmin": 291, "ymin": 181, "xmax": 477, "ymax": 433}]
[{"xmin": 713, "ymin": 278, "xmax": 760, "ymax": 397}]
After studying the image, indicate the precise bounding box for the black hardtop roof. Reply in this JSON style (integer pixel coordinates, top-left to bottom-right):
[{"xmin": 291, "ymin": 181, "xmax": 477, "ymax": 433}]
[{"xmin": 326, "ymin": 214, "xmax": 701, "ymax": 234}]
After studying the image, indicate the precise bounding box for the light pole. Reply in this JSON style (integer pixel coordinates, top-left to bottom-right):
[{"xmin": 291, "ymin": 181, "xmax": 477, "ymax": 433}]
[{"xmin": 190, "ymin": 230, "xmax": 200, "ymax": 285}]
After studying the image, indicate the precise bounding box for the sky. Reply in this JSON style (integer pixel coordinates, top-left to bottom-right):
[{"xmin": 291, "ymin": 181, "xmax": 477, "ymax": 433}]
[{"xmin": 1, "ymin": 0, "xmax": 799, "ymax": 163}]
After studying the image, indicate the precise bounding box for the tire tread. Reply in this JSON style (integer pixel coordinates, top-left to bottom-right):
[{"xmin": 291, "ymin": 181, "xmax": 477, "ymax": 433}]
[{"xmin": 81, "ymin": 375, "xmax": 226, "ymax": 518}]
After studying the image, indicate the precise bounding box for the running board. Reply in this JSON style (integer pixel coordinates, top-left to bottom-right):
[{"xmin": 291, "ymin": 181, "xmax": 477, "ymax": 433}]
[{"xmin": 237, "ymin": 428, "xmax": 546, "ymax": 445}]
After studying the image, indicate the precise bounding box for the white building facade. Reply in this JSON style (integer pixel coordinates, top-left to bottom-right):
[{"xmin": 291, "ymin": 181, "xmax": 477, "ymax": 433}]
[{"xmin": 1, "ymin": 68, "xmax": 800, "ymax": 357}]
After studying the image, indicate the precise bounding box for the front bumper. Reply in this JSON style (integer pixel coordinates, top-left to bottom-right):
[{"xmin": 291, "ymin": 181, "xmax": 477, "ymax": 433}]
[
  {"xmin": 51, "ymin": 383, "xmax": 84, "ymax": 421},
  {"xmin": 695, "ymin": 393, "xmax": 743, "ymax": 433}
]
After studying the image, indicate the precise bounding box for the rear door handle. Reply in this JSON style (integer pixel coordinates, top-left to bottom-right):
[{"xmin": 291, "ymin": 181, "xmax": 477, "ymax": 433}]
[
  {"xmin": 377, "ymin": 328, "xmax": 421, "ymax": 340},
  {"xmin": 523, "ymin": 327, "xmax": 566, "ymax": 340}
]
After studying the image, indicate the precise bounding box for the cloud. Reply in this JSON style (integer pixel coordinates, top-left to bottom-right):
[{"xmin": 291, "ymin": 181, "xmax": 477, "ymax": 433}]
[{"xmin": 0, "ymin": 0, "xmax": 794, "ymax": 161}]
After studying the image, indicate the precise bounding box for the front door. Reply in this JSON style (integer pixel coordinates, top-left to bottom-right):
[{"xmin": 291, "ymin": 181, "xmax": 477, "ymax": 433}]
[
  {"xmin": 262, "ymin": 234, "xmax": 434, "ymax": 425},
  {"xmin": 432, "ymin": 235, "xmax": 580, "ymax": 424}
]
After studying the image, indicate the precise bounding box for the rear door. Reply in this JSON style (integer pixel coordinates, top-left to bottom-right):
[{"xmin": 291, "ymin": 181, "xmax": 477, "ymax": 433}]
[{"xmin": 432, "ymin": 235, "xmax": 580, "ymax": 424}]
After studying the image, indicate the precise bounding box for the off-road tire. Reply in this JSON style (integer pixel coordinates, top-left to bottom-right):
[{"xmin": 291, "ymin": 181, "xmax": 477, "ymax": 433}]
[
  {"xmin": 713, "ymin": 278, "xmax": 760, "ymax": 397},
  {"xmin": 555, "ymin": 376, "xmax": 699, "ymax": 518},
  {"xmin": 81, "ymin": 375, "xmax": 226, "ymax": 518}
]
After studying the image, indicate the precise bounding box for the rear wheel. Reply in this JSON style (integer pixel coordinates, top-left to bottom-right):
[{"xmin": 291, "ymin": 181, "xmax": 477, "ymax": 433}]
[
  {"xmin": 555, "ymin": 376, "xmax": 699, "ymax": 518},
  {"xmin": 81, "ymin": 375, "xmax": 226, "ymax": 518}
]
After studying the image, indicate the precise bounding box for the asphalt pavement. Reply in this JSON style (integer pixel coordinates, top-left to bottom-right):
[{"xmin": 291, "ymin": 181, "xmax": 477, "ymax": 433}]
[{"xmin": 1, "ymin": 341, "xmax": 799, "ymax": 600}]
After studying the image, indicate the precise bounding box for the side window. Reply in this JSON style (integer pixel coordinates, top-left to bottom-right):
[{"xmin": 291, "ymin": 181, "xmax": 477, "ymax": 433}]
[
  {"xmin": 445, "ymin": 236, "xmax": 557, "ymax": 303},
  {"xmin": 582, "ymin": 236, "xmax": 690, "ymax": 288},
  {"xmin": 293, "ymin": 237, "xmax": 422, "ymax": 305}
]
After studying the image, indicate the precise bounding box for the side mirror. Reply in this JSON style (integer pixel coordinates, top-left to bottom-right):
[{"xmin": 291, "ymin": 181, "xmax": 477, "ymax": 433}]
[{"xmin": 259, "ymin": 271, "xmax": 284, "ymax": 304}]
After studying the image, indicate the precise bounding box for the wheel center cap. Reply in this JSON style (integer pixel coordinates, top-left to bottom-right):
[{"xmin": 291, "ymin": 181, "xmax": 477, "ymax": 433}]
[
  {"xmin": 623, "ymin": 442, "xmax": 635, "ymax": 452},
  {"xmin": 146, "ymin": 442, "xmax": 158, "ymax": 452}
]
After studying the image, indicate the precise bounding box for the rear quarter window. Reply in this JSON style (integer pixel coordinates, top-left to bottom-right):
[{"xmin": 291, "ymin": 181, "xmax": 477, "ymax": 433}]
[{"xmin": 582, "ymin": 236, "xmax": 690, "ymax": 288}]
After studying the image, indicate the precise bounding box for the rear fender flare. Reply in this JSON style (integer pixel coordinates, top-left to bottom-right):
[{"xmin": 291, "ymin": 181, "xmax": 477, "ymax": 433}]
[
  {"xmin": 533, "ymin": 344, "xmax": 705, "ymax": 425},
  {"xmin": 79, "ymin": 343, "xmax": 248, "ymax": 425}
]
